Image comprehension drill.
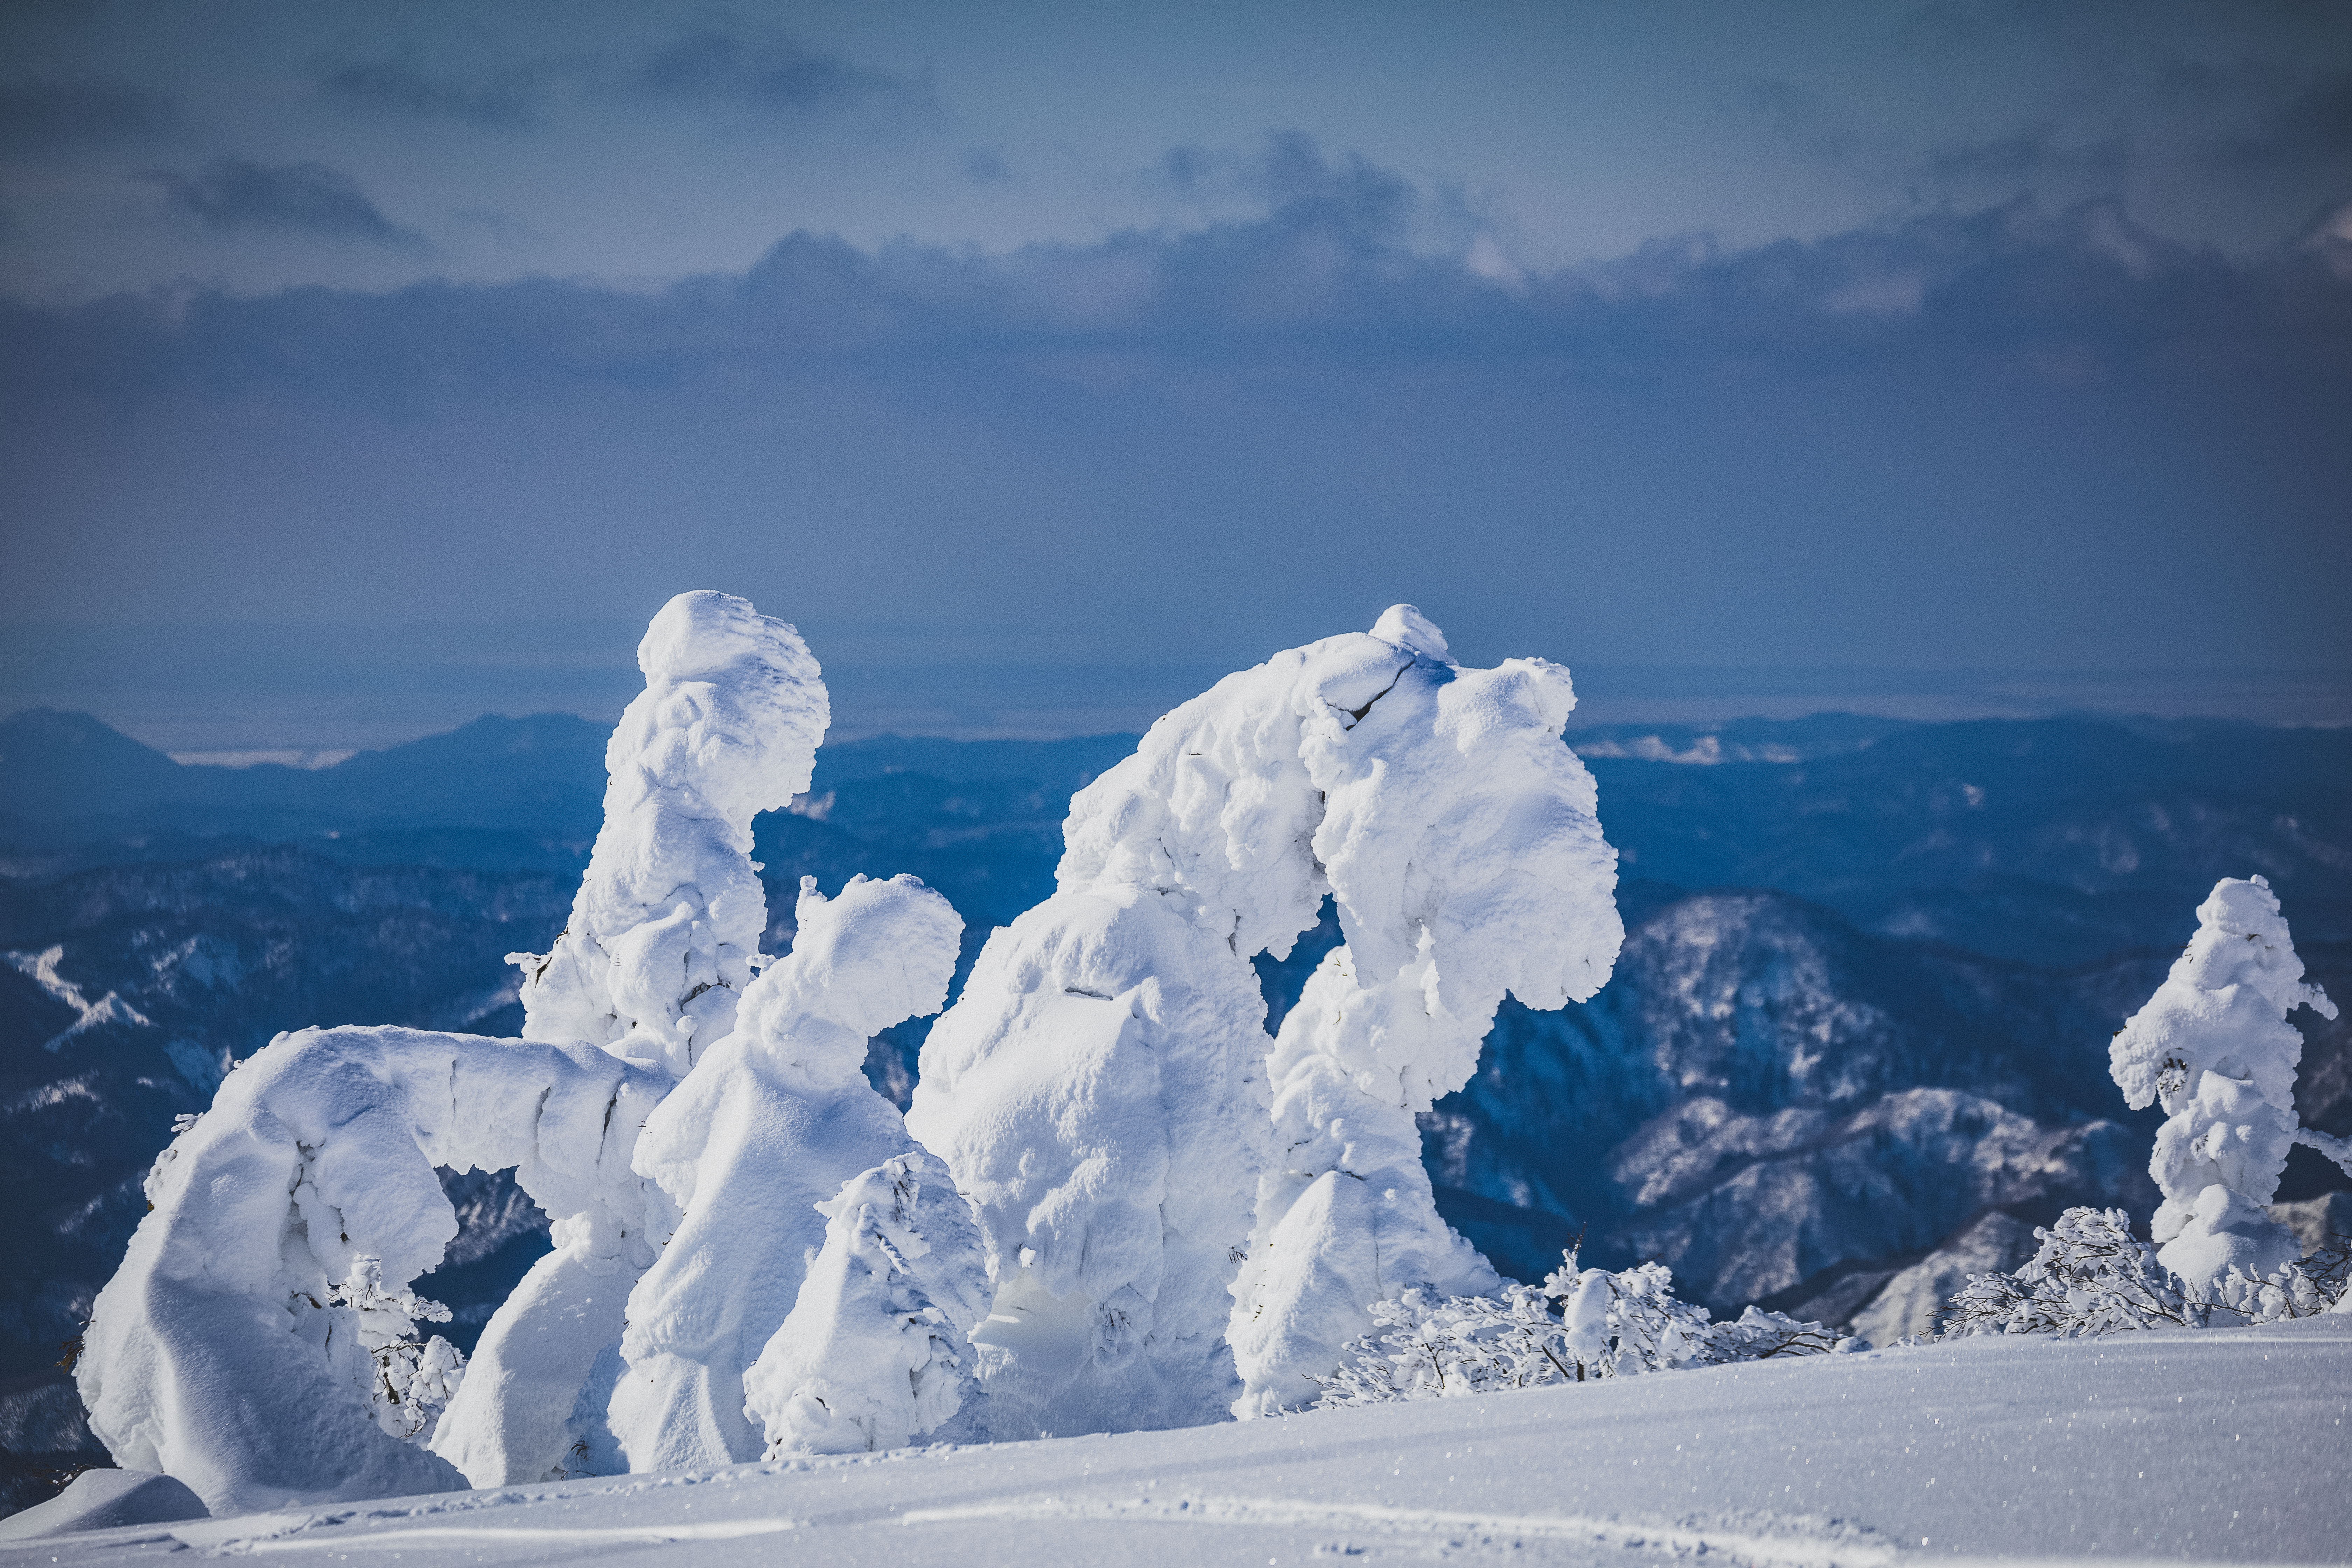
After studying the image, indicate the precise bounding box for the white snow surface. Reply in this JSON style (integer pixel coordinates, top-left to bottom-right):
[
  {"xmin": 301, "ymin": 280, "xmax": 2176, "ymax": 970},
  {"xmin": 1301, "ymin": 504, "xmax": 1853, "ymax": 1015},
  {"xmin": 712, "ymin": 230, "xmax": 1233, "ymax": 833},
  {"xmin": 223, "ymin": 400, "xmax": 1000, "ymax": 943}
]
[
  {"xmin": 509, "ymin": 590, "xmax": 827, "ymax": 1078},
  {"xmin": 905, "ymin": 606, "xmax": 1619, "ymax": 1435},
  {"xmin": 20, "ymin": 1318, "xmax": 2347, "ymax": 1565},
  {"xmin": 77, "ymin": 1025, "xmax": 670, "ymax": 1517},
  {"xmin": 2109, "ymin": 876, "xmax": 2338, "ymax": 1289},
  {"xmin": 608, "ymin": 874, "xmax": 963, "ymax": 1474}
]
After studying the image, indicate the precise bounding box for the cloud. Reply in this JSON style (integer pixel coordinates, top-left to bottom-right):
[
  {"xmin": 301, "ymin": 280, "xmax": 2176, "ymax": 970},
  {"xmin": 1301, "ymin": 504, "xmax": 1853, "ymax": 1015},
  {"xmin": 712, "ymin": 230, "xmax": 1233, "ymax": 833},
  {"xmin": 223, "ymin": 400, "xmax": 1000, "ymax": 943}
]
[
  {"xmin": 629, "ymin": 25, "xmax": 931, "ymax": 122},
  {"xmin": 964, "ymin": 147, "xmax": 1009, "ymax": 185},
  {"xmin": 2220, "ymin": 68, "xmax": 2352, "ymax": 170},
  {"xmin": 1150, "ymin": 133, "xmax": 1413, "ymax": 238},
  {"xmin": 1731, "ymin": 79, "xmax": 1863, "ymax": 164},
  {"xmin": 316, "ymin": 51, "xmax": 546, "ymax": 128},
  {"xmin": 0, "ymin": 72, "xmax": 178, "ymax": 151},
  {"xmin": 138, "ymin": 158, "xmax": 426, "ymax": 248},
  {"xmin": 17, "ymin": 158, "xmax": 2347, "ymax": 422},
  {"xmin": 1926, "ymin": 124, "xmax": 2132, "ymax": 187},
  {"xmin": 4, "ymin": 147, "xmax": 2347, "ymax": 676}
]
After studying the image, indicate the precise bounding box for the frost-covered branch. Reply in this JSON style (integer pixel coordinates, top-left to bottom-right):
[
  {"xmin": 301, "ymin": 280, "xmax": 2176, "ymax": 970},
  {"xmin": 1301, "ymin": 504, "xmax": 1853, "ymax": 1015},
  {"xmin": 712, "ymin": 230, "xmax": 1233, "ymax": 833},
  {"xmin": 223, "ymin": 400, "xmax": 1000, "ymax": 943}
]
[
  {"xmin": 2295, "ymin": 1125, "xmax": 2352, "ymax": 1178},
  {"xmin": 1941, "ymin": 1206, "xmax": 2348, "ymax": 1338},
  {"xmin": 1311, "ymin": 1251, "xmax": 1844, "ymax": 1409}
]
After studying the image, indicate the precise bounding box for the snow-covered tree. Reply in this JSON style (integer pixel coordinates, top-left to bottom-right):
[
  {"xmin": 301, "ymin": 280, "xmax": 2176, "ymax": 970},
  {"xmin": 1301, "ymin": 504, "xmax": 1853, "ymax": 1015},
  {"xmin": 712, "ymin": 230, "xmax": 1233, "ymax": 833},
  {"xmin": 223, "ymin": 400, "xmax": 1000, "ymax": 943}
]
[
  {"xmin": 1231, "ymin": 608, "xmax": 1622, "ymax": 1414},
  {"xmin": 78, "ymin": 590, "xmax": 965, "ymax": 1507},
  {"xmin": 508, "ymin": 589, "xmax": 827, "ymax": 1078},
  {"xmin": 904, "ymin": 607, "xmax": 1619, "ymax": 1435},
  {"xmin": 2109, "ymin": 876, "xmax": 2338, "ymax": 1289},
  {"xmin": 743, "ymin": 1149, "xmax": 994, "ymax": 1455},
  {"xmin": 605, "ymin": 874, "xmax": 962, "ymax": 1472},
  {"xmin": 443, "ymin": 589, "xmax": 838, "ymax": 1486},
  {"xmin": 78, "ymin": 1026, "xmax": 670, "ymax": 1516}
]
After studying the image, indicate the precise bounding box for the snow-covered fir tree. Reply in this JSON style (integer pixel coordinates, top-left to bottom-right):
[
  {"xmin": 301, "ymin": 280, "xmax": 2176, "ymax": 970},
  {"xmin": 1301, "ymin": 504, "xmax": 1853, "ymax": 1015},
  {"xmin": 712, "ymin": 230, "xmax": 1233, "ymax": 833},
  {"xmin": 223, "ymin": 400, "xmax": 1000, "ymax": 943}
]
[{"xmin": 2108, "ymin": 875, "xmax": 2338, "ymax": 1289}]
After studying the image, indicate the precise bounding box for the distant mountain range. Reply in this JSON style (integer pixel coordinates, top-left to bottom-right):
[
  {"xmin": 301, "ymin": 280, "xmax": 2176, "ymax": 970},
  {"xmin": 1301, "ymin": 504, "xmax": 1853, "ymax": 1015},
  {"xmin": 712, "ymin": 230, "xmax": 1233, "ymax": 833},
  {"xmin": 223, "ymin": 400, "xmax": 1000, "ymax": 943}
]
[{"xmin": 1, "ymin": 705, "xmax": 2346, "ymax": 1511}]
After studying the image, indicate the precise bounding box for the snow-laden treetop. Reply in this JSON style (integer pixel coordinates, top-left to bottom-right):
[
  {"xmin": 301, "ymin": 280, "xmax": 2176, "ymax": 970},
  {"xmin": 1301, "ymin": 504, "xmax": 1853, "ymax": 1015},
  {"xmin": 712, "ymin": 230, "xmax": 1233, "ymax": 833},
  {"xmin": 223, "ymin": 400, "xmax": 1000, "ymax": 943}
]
[
  {"xmin": 1053, "ymin": 600, "xmax": 1619, "ymax": 1113},
  {"xmin": 511, "ymin": 590, "xmax": 828, "ymax": 1077},
  {"xmin": 2110, "ymin": 874, "xmax": 2336, "ymax": 1119}
]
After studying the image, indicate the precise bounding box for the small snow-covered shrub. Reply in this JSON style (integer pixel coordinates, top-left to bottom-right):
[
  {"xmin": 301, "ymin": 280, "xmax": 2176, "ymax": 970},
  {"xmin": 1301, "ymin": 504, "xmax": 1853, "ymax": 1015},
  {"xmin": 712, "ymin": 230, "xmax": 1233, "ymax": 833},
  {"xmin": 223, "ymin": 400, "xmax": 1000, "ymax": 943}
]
[
  {"xmin": 1941, "ymin": 1205, "xmax": 2348, "ymax": 1338},
  {"xmin": 1309, "ymin": 1286, "xmax": 1573, "ymax": 1406},
  {"xmin": 324, "ymin": 1257, "xmax": 465, "ymax": 1444},
  {"xmin": 1311, "ymin": 1253, "xmax": 1842, "ymax": 1408},
  {"xmin": 1943, "ymin": 1208, "xmax": 2198, "ymax": 1337}
]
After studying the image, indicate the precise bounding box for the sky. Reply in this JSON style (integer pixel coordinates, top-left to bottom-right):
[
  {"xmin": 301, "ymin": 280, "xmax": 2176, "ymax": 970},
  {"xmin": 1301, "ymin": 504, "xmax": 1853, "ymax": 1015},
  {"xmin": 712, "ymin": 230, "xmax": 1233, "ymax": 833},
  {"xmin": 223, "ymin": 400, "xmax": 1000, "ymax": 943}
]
[{"xmin": 2, "ymin": 0, "xmax": 2349, "ymax": 748}]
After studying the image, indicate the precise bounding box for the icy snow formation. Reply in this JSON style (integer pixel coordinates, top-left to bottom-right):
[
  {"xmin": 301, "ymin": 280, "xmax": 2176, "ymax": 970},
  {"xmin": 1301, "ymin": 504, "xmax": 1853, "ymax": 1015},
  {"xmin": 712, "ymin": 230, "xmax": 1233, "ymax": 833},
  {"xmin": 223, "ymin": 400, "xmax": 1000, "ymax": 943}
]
[
  {"xmin": 744, "ymin": 1148, "xmax": 994, "ymax": 1455},
  {"xmin": 78, "ymin": 1026, "xmax": 667, "ymax": 1516},
  {"xmin": 508, "ymin": 590, "xmax": 827, "ymax": 1078},
  {"xmin": 607, "ymin": 875, "xmax": 963, "ymax": 1473},
  {"xmin": 2109, "ymin": 876, "xmax": 2337, "ymax": 1289},
  {"xmin": 1232, "ymin": 609, "xmax": 1622, "ymax": 1413},
  {"xmin": 906, "ymin": 606, "xmax": 1618, "ymax": 1434}
]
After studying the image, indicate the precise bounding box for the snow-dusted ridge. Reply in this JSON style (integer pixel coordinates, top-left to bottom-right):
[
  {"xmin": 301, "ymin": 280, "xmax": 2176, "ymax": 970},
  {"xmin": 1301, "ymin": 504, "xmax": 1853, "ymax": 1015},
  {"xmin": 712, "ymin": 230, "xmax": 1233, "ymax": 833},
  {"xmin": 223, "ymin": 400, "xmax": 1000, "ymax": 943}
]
[{"xmin": 11, "ymin": 1323, "xmax": 2346, "ymax": 1562}]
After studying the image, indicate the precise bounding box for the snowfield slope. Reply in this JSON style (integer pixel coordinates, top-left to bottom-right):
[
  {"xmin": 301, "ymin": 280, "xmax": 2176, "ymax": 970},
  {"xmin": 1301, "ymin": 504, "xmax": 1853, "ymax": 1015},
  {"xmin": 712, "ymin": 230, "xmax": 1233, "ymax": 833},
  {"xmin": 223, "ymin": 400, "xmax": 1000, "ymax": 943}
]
[{"xmin": 9, "ymin": 1320, "xmax": 2346, "ymax": 1564}]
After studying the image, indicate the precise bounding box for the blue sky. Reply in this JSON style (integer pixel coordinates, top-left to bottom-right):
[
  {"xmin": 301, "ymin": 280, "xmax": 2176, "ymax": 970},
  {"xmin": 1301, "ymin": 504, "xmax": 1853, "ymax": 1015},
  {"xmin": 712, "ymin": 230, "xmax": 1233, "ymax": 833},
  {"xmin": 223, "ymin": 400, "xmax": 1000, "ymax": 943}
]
[{"xmin": 2, "ymin": 1, "xmax": 2348, "ymax": 745}]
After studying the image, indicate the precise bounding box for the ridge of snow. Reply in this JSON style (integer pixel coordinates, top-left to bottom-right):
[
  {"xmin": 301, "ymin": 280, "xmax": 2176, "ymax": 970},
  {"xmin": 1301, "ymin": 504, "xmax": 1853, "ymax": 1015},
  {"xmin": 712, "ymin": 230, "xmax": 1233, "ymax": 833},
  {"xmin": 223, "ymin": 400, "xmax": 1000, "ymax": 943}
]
[
  {"xmin": 5, "ymin": 946, "xmax": 154, "ymax": 1052},
  {"xmin": 26, "ymin": 1324, "xmax": 2348, "ymax": 1565}
]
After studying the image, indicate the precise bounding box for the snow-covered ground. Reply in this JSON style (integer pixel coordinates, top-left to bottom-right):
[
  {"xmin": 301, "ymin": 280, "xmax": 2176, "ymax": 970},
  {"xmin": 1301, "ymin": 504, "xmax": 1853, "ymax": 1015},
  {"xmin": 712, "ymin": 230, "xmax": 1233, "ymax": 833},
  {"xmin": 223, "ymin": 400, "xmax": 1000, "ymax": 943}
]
[{"xmin": 10, "ymin": 1318, "xmax": 2344, "ymax": 1564}]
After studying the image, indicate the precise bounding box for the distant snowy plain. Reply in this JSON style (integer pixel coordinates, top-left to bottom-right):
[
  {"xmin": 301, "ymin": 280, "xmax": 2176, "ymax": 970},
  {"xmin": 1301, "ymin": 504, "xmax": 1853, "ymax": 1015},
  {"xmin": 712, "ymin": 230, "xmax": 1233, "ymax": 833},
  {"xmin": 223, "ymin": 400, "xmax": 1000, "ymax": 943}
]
[{"xmin": 11, "ymin": 1319, "xmax": 2345, "ymax": 1565}]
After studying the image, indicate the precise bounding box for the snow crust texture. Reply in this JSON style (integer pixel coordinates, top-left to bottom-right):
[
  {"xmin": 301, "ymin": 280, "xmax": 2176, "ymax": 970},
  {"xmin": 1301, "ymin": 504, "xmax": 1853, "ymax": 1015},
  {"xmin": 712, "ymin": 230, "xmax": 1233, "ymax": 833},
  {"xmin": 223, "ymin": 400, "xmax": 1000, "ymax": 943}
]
[
  {"xmin": 2109, "ymin": 875, "xmax": 2337, "ymax": 1288},
  {"xmin": 77, "ymin": 1024, "xmax": 668, "ymax": 1516},
  {"xmin": 608, "ymin": 874, "xmax": 962, "ymax": 1474},
  {"xmin": 906, "ymin": 605, "xmax": 1620, "ymax": 1432},
  {"xmin": 509, "ymin": 591, "xmax": 827, "ymax": 1077}
]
